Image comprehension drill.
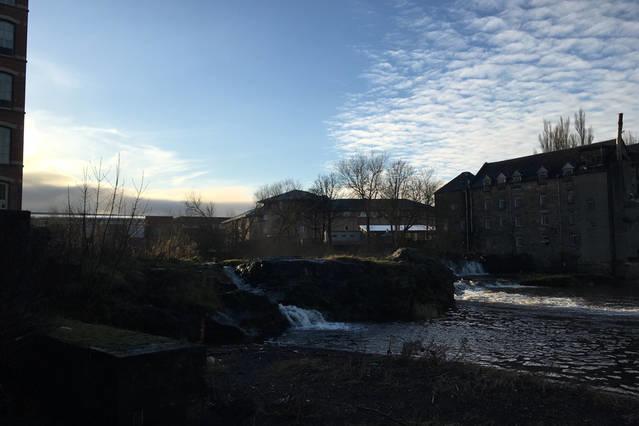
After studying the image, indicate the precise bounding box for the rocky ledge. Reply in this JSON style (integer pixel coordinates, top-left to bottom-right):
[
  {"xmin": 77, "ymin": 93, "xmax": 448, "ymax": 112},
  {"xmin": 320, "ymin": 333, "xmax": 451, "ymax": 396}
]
[{"xmin": 234, "ymin": 248, "xmax": 455, "ymax": 322}]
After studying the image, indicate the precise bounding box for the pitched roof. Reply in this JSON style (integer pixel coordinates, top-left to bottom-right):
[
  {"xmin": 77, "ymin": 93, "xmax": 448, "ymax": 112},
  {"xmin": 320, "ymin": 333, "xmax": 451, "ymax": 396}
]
[
  {"xmin": 259, "ymin": 190, "xmax": 323, "ymax": 203},
  {"xmin": 435, "ymin": 172, "xmax": 474, "ymax": 194},
  {"xmin": 331, "ymin": 198, "xmax": 433, "ymax": 211},
  {"xmin": 470, "ymin": 139, "xmax": 617, "ymax": 189}
]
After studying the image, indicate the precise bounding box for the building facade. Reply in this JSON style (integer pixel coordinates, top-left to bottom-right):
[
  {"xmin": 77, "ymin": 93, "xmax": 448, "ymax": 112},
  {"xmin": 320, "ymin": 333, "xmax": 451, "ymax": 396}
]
[
  {"xmin": 223, "ymin": 190, "xmax": 435, "ymax": 248},
  {"xmin": 0, "ymin": 0, "xmax": 27, "ymax": 211},
  {"xmin": 436, "ymin": 136, "xmax": 639, "ymax": 275}
]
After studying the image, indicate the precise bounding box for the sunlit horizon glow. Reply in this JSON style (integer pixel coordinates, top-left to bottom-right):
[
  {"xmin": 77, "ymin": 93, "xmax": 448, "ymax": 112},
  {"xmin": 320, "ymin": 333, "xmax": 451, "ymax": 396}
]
[{"xmin": 24, "ymin": 0, "xmax": 639, "ymax": 214}]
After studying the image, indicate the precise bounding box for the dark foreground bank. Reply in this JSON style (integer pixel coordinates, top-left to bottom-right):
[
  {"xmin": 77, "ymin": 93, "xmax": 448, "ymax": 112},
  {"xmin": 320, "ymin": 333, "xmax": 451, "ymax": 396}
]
[{"xmin": 204, "ymin": 345, "xmax": 639, "ymax": 426}]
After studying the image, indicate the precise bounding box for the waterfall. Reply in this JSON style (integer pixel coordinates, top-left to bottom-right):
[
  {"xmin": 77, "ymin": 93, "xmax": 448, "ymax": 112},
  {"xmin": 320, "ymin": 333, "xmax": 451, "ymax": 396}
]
[
  {"xmin": 223, "ymin": 266, "xmax": 265, "ymax": 295},
  {"xmin": 278, "ymin": 304, "xmax": 352, "ymax": 330},
  {"xmin": 447, "ymin": 260, "xmax": 488, "ymax": 277}
]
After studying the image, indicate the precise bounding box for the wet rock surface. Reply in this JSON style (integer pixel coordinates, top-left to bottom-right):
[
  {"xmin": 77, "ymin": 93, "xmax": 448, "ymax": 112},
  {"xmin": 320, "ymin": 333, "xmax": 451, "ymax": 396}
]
[{"xmin": 235, "ymin": 252, "xmax": 455, "ymax": 322}]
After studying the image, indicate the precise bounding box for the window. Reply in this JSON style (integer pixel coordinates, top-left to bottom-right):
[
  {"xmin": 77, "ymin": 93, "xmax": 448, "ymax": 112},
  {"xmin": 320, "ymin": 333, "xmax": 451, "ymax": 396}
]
[
  {"xmin": 537, "ymin": 166, "xmax": 548, "ymax": 184},
  {"xmin": 0, "ymin": 126, "xmax": 8, "ymax": 163},
  {"xmin": 0, "ymin": 181, "xmax": 7, "ymax": 209},
  {"xmin": 483, "ymin": 176, "xmax": 491, "ymax": 191},
  {"xmin": 514, "ymin": 197, "xmax": 522, "ymax": 209},
  {"xmin": 0, "ymin": 72, "xmax": 12, "ymax": 105},
  {"xmin": 515, "ymin": 236, "xmax": 523, "ymax": 248},
  {"xmin": 541, "ymin": 214, "xmax": 549, "ymax": 226},
  {"xmin": 587, "ymin": 198, "xmax": 595, "ymax": 211},
  {"xmin": 498, "ymin": 199, "xmax": 506, "ymax": 210},
  {"xmin": 512, "ymin": 170, "xmax": 522, "ymax": 185},
  {"xmin": 498, "ymin": 216, "xmax": 505, "ymax": 227},
  {"xmin": 570, "ymin": 233, "xmax": 579, "ymax": 247},
  {"xmin": 0, "ymin": 1, "xmax": 17, "ymax": 5},
  {"xmin": 484, "ymin": 217, "xmax": 491, "ymax": 230},
  {"xmin": 515, "ymin": 215, "xmax": 522, "ymax": 227},
  {"xmin": 541, "ymin": 235, "xmax": 550, "ymax": 245},
  {"xmin": 539, "ymin": 194, "xmax": 547, "ymax": 208},
  {"xmin": 450, "ymin": 203, "xmax": 457, "ymax": 211},
  {"xmin": 562, "ymin": 163, "xmax": 574, "ymax": 177},
  {"xmin": 484, "ymin": 199, "xmax": 490, "ymax": 211},
  {"xmin": 344, "ymin": 225, "xmax": 348, "ymax": 231},
  {"xmin": 568, "ymin": 213, "xmax": 575, "ymax": 225},
  {"xmin": 567, "ymin": 190, "xmax": 575, "ymax": 204},
  {"xmin": 0, "ymin": 20, "xmax": 14, "ymax": 54},
  {"xmin": 497, "ymin": 173, "xmax": 506, "ymax": 186}
]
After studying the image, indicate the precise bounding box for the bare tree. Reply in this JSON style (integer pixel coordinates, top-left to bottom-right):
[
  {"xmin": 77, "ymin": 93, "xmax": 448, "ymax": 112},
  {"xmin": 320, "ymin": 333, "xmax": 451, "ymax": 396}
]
[
  {"xmin": 252, "ymin": 179, "xmax": 308, "ymax": 242},
  {"xmin": 625, "ymin": 131, "xmax": 638, "ymax": 145},
  {"xmin": 309, "ymin": 172, "xmax": 342, "ymax": 245},
  {"xmin": 538, "ymin": 109, "xmax": 594, "ymax": 153},
  {"xmin": 337, "ymin": 152, "xmax": 387, "ymax": 243},
  {"xmin": 64, "ymin": 157, "xmax": 147, "ymax": 279},
  {"xmin": 574, "ymin": 108, "xmax": 594, "ymax": 146},
  {"xmin": 406, "ymin": 168, "xmax": 439, "ymax": 206},
  {"xmin": 254, "ymin": 178, "xmax": 302, "ymax": 202},
  {"xmin": 404, "ymin": 168, "xmax": 439, "ymax": 242},
  {"xmin": 381, "ymin": 159, "xmax": 415, "ymax": 246},
  {"xmin": 184, "ymin": 192, "xmax": 216, "ymax": 217}
]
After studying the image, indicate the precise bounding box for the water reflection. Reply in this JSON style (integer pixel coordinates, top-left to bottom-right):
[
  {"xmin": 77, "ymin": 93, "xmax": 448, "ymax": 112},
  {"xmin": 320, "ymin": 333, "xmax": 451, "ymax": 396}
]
[{"xmin": 272, "ymin": 279, "xmax": 639, "ymax": 395}]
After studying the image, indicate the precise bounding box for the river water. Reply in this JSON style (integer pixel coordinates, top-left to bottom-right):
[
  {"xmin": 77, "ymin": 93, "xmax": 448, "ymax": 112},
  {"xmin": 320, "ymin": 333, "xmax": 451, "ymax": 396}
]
[{"xmin": 271, "ymin": 277, "xmax": 639, "ymax": 396}]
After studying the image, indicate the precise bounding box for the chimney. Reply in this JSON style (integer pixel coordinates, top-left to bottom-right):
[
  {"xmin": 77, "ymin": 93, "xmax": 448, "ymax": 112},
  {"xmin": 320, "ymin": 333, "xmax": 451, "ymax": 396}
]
[{"xmin": 616, "ymin": 112, "xmax": 624, "ymax": 162}]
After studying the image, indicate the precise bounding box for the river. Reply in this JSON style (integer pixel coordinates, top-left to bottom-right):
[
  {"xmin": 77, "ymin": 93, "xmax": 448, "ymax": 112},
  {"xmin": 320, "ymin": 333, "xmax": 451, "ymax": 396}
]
[{"xmin": 271, "ymin": 276, "xmax": 639, "ymax": 396}]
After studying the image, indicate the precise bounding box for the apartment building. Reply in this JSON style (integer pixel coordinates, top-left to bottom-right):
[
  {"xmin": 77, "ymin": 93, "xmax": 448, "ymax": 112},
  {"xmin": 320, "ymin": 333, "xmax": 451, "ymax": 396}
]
[{"xmin": 0, "ymin": 0, "xmax": 27, "ymax": 210}]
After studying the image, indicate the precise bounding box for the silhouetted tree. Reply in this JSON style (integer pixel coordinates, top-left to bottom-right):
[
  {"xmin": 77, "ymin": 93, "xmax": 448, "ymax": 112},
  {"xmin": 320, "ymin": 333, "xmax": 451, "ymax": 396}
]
[
  {"xmin": 309, "ymin": 172, "xmax": 341, "ymax": 245},
  {"xmin": 538, "ymin": 109, "xmax": 594, "ymax": 153},
  {"xmin": 337, "ymin": 153, "xmax": 387, "ymax": 244},
  {"xmin": 184, "ymin": 192, "xmax": 216, "ymax": 217},
  {"xmin": 574, "ymin": 108, "xmax": 594, "ymax": 146}
]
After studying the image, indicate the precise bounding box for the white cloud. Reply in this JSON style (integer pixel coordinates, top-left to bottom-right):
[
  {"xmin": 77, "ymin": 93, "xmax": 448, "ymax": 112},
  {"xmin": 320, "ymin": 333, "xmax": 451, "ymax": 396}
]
[
  {"xmin": 23, "ymin": 110, "xmax": 255, "ymax": 209},
  {"xmin": 329, "ymin": 0, "xmax": 639, "ymax": 182}
]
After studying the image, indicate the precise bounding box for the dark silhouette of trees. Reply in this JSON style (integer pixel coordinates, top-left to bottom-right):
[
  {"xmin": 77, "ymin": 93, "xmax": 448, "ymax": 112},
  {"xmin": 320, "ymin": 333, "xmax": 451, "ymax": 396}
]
[
  {"xmin": 337, "ymin": 153, "xmax": 387, "ymax": 244},
  {"xmin": 538, "ymin": 108, "xmax": 594, "ymax": 153}
]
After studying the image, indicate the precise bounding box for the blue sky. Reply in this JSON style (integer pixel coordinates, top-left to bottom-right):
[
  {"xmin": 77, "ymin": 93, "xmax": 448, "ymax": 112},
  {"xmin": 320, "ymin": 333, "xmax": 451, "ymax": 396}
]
[{"xmin": 24, "ymin": 0, "xmax": 639, "ymax": 214}]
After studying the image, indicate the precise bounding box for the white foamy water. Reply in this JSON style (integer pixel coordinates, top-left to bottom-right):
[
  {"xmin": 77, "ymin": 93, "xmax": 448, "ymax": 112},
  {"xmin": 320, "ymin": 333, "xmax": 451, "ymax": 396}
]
[
  {"xmin": 278, "ymin": 304, "xmax": 353, "ymax": 330},
  {"xmin": 447, "ymin": 260, "xmax": 488, "ymax": 277},
  {"xmin": 454, "ymin": 279, "xmax": 639, "ymax": 316},
  {"xmin": 223, "ymin": 266, "xmax": 265, "ymax": 295}
]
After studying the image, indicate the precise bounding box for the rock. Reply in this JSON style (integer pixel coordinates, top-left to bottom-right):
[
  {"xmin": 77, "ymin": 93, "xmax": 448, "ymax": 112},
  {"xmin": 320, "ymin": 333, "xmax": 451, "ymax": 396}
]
[{"xmin": 236, "ymin": 255, "xmax": 455, "ymax": 322}]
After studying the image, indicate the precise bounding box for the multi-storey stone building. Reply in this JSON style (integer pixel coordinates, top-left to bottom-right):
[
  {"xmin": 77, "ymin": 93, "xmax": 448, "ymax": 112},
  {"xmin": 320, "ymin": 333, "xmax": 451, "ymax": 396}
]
[
  {"xmin": 436, "ymin": 131, "xmax": 639, "ymax": 275},
  {"xmin": 223, "ymin": 190, "xmax": 435, "ymax": 248},
  {"xmin": 0, "ymin": 0, "xmax": 27, "ymax": 210}
]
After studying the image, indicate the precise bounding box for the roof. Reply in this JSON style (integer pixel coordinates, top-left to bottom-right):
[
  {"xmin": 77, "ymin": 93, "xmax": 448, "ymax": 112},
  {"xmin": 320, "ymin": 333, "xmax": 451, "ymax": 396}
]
[
  {"xmin": 435, "ymin": 172, "xmax": 474, "ymax": 194},
  {"xmin": 259, "ymin": 190, "xmax": 324, "ymax": 203},
  {"xmin": 222, "ymin": 207, "xmax": 260, "ymax": 224},
  {"xmin": 331, "ymin": 198, "xmax": 433, "ymax": 211},
  {"xmin": 471, "ymin": 139, "xmax": 617, "ymax": 188}
]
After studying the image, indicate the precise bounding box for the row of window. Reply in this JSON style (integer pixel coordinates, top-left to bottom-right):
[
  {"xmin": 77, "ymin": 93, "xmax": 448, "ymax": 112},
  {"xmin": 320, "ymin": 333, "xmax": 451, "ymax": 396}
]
[
  {"xmin": 0, "ymin": 126, "xmax": 11, "ymax": 163},
  {"xmin": 511, "ymin": 233, "xmax": 580, "ymax": 248},
  {"xmin": 482, "ymin": 163, "xmax": 575, "ymax": 190},
  {"xmin": 479, "ymin": 192, "xmax": 577, "ymax": 211},
  {"xmin": 483, "ymin": 212, "xmax": 580, "ymax": 229},
  {"xmin": 0, "ymin": 180, "xmax": 7, "ymax": 209}
]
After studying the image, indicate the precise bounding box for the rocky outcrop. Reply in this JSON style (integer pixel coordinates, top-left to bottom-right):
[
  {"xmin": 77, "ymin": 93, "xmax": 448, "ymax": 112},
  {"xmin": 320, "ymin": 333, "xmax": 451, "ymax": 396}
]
[
  {"xmin": 235, "ymin": 252, "xmax": 455, "ymax": 322},
  {"xmin": 86, "ymin": 262, "xmax": 289, "ymax": 345}
]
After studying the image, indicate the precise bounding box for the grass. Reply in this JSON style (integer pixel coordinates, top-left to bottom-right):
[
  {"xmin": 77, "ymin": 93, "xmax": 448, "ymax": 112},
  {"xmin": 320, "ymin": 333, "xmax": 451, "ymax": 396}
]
[{"xmin": 204, "ymin": 345, "xmax": 639, "ymax": 425}]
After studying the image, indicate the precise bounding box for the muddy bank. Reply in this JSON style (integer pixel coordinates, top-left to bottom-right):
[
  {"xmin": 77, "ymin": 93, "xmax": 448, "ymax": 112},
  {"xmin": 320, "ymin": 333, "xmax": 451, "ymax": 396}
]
[{"xmin": 204, "ymin": 345, "xmax": 639, "ymax": 425}]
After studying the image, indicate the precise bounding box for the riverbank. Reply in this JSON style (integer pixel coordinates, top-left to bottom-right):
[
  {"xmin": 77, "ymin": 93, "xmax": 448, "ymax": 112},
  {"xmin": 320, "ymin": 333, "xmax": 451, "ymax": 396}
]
[{"xmin": 204, "ymin": 345, "xmax": 639, "ymax": 425}]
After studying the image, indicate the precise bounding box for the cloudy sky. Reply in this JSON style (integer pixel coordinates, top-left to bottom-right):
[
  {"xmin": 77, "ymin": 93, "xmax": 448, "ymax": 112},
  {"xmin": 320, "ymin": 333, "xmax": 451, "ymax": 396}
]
[{"xmin": 25, "ymin": 0, "xmax": 639, "ymax": 214}]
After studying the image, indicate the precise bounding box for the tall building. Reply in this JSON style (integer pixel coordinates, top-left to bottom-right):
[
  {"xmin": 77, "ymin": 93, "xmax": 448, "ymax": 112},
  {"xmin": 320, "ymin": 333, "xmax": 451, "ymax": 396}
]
[
  {"xmin": 436, "ymin": 124, "xmax": 639, "ymax": 276},
  {"xmin": 0, "ymin": 0, "xmax": 27, "ymax": 211}
]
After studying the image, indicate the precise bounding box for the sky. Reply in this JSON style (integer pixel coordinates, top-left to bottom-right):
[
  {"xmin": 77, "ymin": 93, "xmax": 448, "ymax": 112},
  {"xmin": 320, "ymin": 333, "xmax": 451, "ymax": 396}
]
[{"xmin": 24, "ymin": 0, "xmax": 639, "ymax": 215}]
